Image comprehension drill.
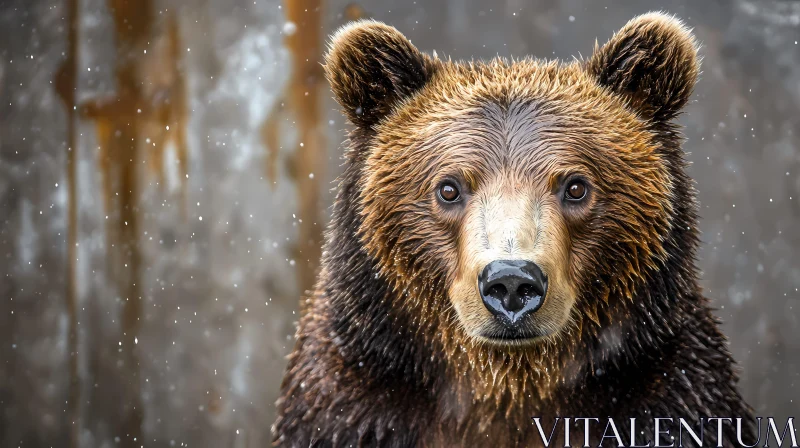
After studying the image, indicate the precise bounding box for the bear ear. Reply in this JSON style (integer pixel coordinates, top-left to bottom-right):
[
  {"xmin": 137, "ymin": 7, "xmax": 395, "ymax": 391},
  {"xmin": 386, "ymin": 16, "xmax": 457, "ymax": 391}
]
[
  {"xmin": 586, "ymin": 12, "xmax": 699, "ymax": 122},
  {"xmin": 324, "ymin": 20, "xmax": 435, "ymax": 129}
]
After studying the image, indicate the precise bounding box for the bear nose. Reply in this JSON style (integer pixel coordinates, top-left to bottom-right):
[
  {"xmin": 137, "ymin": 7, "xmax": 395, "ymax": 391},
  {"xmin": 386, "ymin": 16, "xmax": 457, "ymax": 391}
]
[{"xmin": 478, "ymin": 260, "xmax": 547, "ymax": 324}]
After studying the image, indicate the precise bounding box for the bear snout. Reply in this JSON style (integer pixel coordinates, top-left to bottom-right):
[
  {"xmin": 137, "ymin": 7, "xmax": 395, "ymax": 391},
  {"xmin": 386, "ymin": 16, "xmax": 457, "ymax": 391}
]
[{"xmin": 477, "ymin": 259, "xmax": 548, "ymax": 325}]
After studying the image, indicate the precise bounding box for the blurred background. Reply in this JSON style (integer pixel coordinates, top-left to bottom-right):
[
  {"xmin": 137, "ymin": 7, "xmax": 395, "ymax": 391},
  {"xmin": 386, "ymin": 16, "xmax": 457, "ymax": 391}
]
[{"xmin": 0, "ymin": 0, "xmax": 798, "ymax": 446}]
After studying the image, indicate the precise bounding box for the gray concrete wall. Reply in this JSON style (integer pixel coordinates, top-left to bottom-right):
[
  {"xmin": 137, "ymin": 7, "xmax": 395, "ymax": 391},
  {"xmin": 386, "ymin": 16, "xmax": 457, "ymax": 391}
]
[{"xmin": 0, "ymin": 0, "xmax": 798, "ymax": 446}]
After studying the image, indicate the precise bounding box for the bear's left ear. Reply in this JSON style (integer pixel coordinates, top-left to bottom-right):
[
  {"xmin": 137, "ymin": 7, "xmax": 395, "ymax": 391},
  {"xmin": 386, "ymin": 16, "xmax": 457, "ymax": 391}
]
[
  {"xmin": 324, "ymin": 20, "xmax": 436, "ymax": 129},
  {"xmin": 586, "ymin": 12, "xmax": 699, "ymax": 122}
]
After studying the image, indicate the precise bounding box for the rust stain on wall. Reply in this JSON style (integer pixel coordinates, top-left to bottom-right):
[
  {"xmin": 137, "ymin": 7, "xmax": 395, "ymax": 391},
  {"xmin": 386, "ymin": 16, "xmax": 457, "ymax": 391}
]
[
  {"xmin": 344, "ymin": 3, "xmax": 366, "ymax": 21},
  {"xmin": 79, "ymin": 1, "xmax": 189, "ymax": 445},
  {"xmin": 275, "ymin": 0, "xmax": 326, "ymax": 298}
]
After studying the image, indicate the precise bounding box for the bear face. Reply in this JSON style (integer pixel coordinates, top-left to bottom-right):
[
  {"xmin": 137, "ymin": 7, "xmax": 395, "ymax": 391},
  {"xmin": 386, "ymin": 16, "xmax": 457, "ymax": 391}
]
[{"xmin": 324, "ymin": 13, "xmax": 698, "ymax": 352}]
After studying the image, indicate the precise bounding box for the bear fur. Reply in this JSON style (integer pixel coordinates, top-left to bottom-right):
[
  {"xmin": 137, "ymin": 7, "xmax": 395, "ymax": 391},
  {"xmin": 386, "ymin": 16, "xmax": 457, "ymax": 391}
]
[{"xmin": 272, "ymin": 12, "xmax": 756, "ymax": 447}]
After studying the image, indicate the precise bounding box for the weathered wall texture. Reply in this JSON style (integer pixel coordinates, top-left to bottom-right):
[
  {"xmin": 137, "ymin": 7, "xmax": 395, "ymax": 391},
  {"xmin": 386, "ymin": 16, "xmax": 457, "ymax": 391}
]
[{"xmin": 0, "ymin": 0, "xmax": 798, "ymax": 446}]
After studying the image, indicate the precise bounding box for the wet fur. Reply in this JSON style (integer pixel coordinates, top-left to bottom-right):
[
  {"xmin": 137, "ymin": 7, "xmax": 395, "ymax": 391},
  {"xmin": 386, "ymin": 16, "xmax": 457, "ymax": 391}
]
[{"xmin": 273, "ymin": 13, "xmax": 755, "ymax": 447}]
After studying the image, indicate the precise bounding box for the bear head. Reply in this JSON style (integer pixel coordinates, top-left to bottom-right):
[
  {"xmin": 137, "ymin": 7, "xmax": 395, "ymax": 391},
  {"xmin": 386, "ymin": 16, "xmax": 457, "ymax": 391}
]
[{"xmin": 323, "ymin": 13, "xmax": 699, "ymax": 371}]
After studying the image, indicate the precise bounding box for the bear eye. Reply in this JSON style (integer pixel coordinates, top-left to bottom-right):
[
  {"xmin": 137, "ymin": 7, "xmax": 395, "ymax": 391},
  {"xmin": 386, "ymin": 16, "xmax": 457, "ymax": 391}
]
[
  {"xmin": 437, "ymin": 181, "xmax": 461, "ymax": 203},
  {"xmin": 564, "ymin": 180, "xmax": 587, "ymax": 201}
]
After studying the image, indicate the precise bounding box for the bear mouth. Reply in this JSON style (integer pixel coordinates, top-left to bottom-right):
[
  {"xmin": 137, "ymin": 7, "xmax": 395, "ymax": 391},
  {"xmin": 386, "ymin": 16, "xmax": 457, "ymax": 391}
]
[
  {"xmin": 488, "ymin": 333, "xmax": 534, "ymax": 341},
  {"xmin": 479, "ymin": 326, "xmax": 543, "ymax": 343}
]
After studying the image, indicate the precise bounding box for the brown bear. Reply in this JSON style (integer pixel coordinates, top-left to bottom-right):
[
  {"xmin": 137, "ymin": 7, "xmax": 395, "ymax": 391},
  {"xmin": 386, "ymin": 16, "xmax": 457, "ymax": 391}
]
[{"xmin": 273, "ymin": 13, "xmax": 756, "ymax": 447}]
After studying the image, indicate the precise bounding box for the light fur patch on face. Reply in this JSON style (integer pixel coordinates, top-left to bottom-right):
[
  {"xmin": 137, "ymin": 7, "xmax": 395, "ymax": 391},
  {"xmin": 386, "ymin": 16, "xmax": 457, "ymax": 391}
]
[{"xmin": 448, "ymin": 177, "xmax": 578, "ymax": 343}]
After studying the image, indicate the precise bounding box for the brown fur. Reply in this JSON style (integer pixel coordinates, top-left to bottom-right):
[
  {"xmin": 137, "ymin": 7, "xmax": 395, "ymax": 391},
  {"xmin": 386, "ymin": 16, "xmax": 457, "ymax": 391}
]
[{"xmin": 273, "ymin": 13, "xmax": 754, "ymax": 447}]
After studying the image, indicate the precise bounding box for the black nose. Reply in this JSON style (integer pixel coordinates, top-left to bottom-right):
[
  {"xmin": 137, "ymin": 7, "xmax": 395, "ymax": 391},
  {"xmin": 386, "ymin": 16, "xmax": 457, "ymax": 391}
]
[{"xmin": 478, "ymin": 260, "xmax": 547, "ymax": 324}]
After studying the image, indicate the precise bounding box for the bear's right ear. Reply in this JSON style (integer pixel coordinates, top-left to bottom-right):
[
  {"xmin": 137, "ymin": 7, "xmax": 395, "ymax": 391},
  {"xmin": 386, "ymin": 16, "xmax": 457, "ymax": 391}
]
[{"xmin": 324, "ymin": 20, "xmax": 436, "ymax": 129}]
